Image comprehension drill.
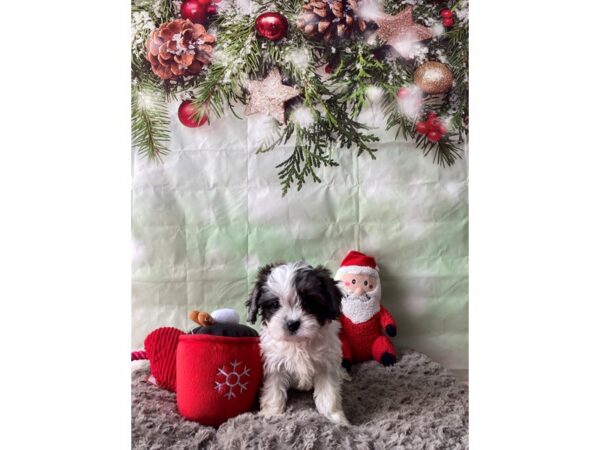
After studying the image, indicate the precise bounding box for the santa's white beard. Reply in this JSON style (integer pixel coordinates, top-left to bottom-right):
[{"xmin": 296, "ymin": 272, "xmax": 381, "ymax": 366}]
[{"xmin": 341, "ymin": 284, "xmax": 381, "ymax": 324}]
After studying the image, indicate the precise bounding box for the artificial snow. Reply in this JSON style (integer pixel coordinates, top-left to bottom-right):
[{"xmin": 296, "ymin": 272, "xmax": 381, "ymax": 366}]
[{"xmin": 291, "ymin": 106, "xmax": 315, "ymax": 128}]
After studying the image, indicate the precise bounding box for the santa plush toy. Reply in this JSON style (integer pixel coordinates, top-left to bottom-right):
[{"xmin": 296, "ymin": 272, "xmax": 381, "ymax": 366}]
[{"xmin": 335, "ymin": 250, "xmax": 398, "ymax": 370}]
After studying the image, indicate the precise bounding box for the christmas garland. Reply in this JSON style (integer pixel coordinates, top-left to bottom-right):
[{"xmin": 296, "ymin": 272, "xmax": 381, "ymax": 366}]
[{"xmin": 132, "ymin": 0, "xmax": 468, "ymax": 194}]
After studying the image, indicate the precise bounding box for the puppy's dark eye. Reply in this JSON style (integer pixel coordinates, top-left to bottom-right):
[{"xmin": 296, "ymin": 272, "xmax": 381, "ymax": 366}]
[
  {"xmin": 364, "ymin": 280, "xmax": 368, "ymax": 286},
  {"xmin": 267, "ymin": 300, "xmax": 280, "ymax": 309},
  {"xmin": 352, "ymin": 279, "xmax": 356, "ymax": 284}
]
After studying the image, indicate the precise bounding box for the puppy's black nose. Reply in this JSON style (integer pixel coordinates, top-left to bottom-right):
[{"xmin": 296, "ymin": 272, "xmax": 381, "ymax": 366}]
[{"xmin": 286, "ymin": 320, "xmax": 301, "ymax": 334}]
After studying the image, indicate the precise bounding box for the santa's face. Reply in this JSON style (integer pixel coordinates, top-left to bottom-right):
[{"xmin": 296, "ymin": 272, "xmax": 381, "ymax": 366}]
[
  {"xmin": 340, "ymin": 273, "xmax": 378, "ymax": 296},
  {"xmin": 339, "ymin": 272, "xmax": 382, "ymax": 323}
]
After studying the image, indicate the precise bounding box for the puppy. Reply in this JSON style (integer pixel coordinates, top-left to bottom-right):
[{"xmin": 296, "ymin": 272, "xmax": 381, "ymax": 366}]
[{"xmin": 247, "ymin": 262, "xmax": 349, "ymax": 425}]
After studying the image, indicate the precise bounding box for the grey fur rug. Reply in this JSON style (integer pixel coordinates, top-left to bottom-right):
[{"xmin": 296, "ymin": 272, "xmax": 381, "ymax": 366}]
[{"xmin": 132, "ymin": 349, "xmax": 468, "ymax": 449}]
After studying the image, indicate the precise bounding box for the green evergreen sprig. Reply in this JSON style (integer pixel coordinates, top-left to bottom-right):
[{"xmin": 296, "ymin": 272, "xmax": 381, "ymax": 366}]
[{"xmin": 131, "ymin": 80, "xmax": 170, "ymax": 160}]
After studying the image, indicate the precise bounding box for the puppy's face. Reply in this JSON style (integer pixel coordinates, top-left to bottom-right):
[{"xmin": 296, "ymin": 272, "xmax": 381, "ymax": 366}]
[{"xmin": 246, "ymin": 262, "xmax": 342, "ymax": 341}]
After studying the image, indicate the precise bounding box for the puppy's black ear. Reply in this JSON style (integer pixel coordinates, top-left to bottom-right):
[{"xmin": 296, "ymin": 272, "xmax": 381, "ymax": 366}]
[
  {"xmin": 246, "ymin": 264, "xmax": 274, "ymax": 324},
  {"xmin": 313, "ymin": 265, "xmax": 343, "ymax": 321}
]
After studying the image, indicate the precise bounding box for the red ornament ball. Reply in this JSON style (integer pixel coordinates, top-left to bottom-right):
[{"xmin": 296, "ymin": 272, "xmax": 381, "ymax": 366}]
[
  {"xmin": 426, "ymin": 131, "xmax": 442, "ymax": 142},
  {"xmin": 255, "ymin": 12, "xmax": 288, "ymax": 41},
  {"xmin": 440, "ymin": 8, "xmax": 453, "ymax": 19},
  {"xmin": 178, "ymin": 100, "xmax": 208, "ymax": 128},
  {"xmin": 397, "ymin": 87, "xmax": 411, "ymax": 99},
  {"xmin": 442, "ymin": 17, "xmax": 454, "ymax": 27},
  {"xmin": 181, "ymin": 0, "xmax": 211, "ymax": 24}
]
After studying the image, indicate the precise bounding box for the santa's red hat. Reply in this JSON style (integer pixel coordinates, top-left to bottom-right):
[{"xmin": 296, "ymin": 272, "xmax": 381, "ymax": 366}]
[{"xmin": 335, "ymin": 250, "xmax": 379, "ymax": 279}]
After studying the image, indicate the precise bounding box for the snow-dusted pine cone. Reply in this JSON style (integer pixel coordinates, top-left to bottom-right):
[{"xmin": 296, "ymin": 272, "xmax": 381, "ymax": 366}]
[
  {"xmin": 146, "ymin": 19, "xmax": 216, "ymax": 80},
  {"xmin": 297, "ymin": 0, "xmax": 367, "ymax": 41}
]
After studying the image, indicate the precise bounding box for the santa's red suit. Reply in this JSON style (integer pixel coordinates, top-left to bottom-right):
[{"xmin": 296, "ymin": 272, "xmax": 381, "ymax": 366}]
[
  {"xmin": 335, "ymin": 251, "xmax": 398, "ymax": 367},
  {"xmin": 340, "ymin": 307, "xmax": 397, "ymax": 363}
]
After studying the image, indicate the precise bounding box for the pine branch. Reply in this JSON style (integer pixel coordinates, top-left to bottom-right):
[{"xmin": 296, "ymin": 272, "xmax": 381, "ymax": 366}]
[
  {"xmin": 416, "ymin": 133, "xmax": 462, "ymax": 167},
  {"xmin": 444, "ymin": 25, "xmax": 469, "ymax": 141},
  {"xmin": 132, "ymin": 0, "xmax": 175, "ymax": 23},
  {"xmin": 271, "ymin": 124, "xmax": 339, "ymax": 195},
  {"xmin": 191, "ymin": 14, "xmax": 258, "ymax": 119},
  {"xmin": 132, "ymin": 81, "xmax": 170, "ymax": 160},
  {"xmin": 257, "ymin": 103, "xmax": 377, "ymax": 195},
  {"xmin": 328, "ymin": 42, "xmax": 394, "ymax": 118}
]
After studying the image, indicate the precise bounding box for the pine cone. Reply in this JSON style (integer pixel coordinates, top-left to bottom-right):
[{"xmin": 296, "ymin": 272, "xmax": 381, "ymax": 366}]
[
  {"xmin": 297, "ymin": 0, "xmax": 367, "ymax": 41},
  {"xmin": 146, "ymin": 19, "xmax": 216, "ymax": 80}
]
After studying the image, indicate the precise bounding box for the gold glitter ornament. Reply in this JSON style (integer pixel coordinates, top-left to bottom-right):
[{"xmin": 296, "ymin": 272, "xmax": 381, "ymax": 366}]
[
  {"xmin": 245, "ymin": 69, "xmax": 300, "ymax": 124},
  {"xmin": 413, "ymin": 61, "xmax": 453, "ymax": 94},
  {"xmin": 373, "ymin": 6, "xmax": 433, "ymax": 45}
]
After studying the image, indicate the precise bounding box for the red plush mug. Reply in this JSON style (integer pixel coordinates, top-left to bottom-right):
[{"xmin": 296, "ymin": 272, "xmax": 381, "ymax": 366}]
[{"xmin": 176, "ymin": 333, "xmax": 262, "ymax": 427}]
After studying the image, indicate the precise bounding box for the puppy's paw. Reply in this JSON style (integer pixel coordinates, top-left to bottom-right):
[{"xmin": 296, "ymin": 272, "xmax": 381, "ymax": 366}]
[
  {"xmin": 328, "ymin": 411, "xmax": 350, "ymax": 426},
  {"xmin": 259, "ymin": 406, "xmax": 285, "ymax": 418}
]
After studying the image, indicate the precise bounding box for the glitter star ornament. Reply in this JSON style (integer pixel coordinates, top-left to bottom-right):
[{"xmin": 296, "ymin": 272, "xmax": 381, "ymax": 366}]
[
  {"xmin": 374, "ymin": 6, "xmax": 433, "ymax": 46},
  {"xmin": 245, "ymin": 69, "xmax": 300, "ymax": 124}
]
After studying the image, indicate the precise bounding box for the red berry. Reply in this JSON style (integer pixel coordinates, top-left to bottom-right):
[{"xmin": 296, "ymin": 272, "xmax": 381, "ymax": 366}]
[
  {"xmin": 437, "ymin": 123, "xmax": 448, "ymax": 135},
  {"xmin": 426, "ymin": 116, "xmax": 442, "ymax": 131},
  {"xmin": 440, "ymin": 8, "xmax": 453, "ymax": 19},
  {"xmin": 415, "ymin": 122, "xmax": 429, "ymax": 135},
  {"xmin": 442, "ymin": 17, "xmax": 454, "ymax": 27},
  {"xmin": 426, "ymin": 111, "xmax": 437, "ymax": 119},
  {"xmin": 397, "ymin": 87, "xmax": 411, "ymax": 99},
  {"xmin": 427, "ymin": 131, "xmax": 442, "ymax": 142}
]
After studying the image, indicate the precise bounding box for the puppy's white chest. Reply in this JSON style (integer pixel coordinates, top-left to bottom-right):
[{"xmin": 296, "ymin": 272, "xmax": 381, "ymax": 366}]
[
  {"xmin": 288, "ymin": 358, "xmax": 316, "ymax": 391},
  {"xmin": 276, "ymin": 343, "xmax": 318, "ymax": 390}
]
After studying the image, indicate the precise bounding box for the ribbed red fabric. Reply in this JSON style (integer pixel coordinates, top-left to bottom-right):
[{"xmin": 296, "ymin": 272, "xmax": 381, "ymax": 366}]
[
  {"xmin": 176, "ymin": 334, "xmax": 262, "ymax": 427},
  {"xmin": 131, "ymin": 350, "xmax": 147, "ymax": 361},
  {"xmin": 143, "ymin": 327, "xmax": 184, "ymax": 392},
  {"xmin": 340, "ymin": 308, "xmax": 396, "ymax": 363}
]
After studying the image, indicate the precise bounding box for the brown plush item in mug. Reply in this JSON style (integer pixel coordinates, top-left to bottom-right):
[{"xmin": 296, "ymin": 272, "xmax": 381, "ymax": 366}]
[{"xmin": 188, "ymin": 310, "xmax": 215, "ymax": 327}]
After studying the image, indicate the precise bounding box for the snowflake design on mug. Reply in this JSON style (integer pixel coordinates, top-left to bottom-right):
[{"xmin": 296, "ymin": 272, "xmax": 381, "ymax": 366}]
[{"xmin": 214, "ymin": 359, "xmax": 251, "ymax": 399}]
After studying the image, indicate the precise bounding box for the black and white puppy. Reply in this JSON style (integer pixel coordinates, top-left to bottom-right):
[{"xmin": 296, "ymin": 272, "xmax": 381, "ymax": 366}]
[{"xmin": 247, "ymin": 262, "xmax": 349, "ymax": 425}]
